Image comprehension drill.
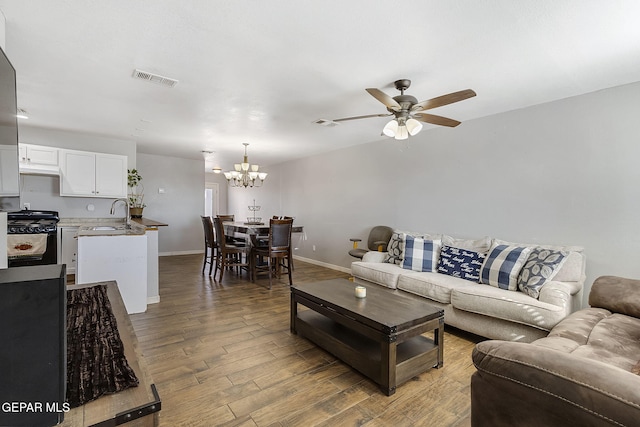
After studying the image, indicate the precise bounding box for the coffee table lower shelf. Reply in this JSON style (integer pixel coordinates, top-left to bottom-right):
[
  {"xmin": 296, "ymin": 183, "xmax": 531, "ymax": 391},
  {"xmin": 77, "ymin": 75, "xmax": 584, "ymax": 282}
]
[{"xmin": 295, "ymin": 310, "xmax": 440, "ymax": 395}]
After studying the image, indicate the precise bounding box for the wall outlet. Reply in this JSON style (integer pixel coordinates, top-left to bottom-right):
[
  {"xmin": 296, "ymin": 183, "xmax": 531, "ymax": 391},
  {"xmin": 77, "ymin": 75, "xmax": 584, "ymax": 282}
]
[
  {"xmin": 22, "ymin": 202, "xmax": 30, "ymax": 210},
  {"xmin": 312, "ymin": 245, "xmax": 316, "ymax": 251}
]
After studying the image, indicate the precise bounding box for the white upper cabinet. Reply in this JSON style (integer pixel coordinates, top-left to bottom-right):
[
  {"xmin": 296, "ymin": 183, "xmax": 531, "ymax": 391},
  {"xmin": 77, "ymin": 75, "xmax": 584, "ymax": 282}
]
[
  {"xmin": 19, "ymin": 144, "xmax": 59, "ymax": 166},
  {"xmin": 59, "ymin": 149, "xmax": 127, "ymax": 198}
]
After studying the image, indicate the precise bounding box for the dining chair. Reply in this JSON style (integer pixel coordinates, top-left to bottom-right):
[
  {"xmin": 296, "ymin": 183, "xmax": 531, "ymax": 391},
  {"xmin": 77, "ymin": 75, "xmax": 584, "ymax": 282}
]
[
  {"xmin": 200, "ymin": 215, "xmax": 218, "ymax": 276},
  {"xmin": 217, "ymin": 214, "xmax": 247, "ymax": 246},
  {"xmin": 213, "ymin": 217, "xmax": 251, "ymax": 282},
  {"xmin": 251, "ymin": 218, "xmax": 293, "ymax": 289}
]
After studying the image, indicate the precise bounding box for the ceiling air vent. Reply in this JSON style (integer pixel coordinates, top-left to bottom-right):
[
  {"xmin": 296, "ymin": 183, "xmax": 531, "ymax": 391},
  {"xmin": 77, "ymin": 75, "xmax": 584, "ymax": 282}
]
[
  {"xmin": 313, "ymin": 119, "xmax": 339, "ymax": 127},
  {"xmin": 132, "ymin": 69, "xmax": 179, "ymax": 88}
]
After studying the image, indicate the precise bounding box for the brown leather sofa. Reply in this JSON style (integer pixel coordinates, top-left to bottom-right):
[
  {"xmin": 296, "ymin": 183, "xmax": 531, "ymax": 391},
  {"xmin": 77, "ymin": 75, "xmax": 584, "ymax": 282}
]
[{"xmin": 470, "ymin": 275, "xmax": 640, "ymax": 427}]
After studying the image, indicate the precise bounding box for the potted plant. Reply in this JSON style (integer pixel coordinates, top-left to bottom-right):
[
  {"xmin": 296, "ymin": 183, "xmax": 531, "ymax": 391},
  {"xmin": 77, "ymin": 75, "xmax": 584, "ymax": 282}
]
[{"xmin": 127, "ymin": 168, "xmax": 146, "ymax": 218}]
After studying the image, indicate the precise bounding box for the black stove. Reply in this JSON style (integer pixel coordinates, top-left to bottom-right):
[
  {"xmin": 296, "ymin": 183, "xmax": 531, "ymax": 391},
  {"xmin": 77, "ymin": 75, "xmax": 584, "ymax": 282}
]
[
  {"xmin": 7, "ymin": 218, "xmax": 58, "ymax": 234},
  {"xmin": 6, "ymin": 210, "xmax": 59, "ymax": 267}
]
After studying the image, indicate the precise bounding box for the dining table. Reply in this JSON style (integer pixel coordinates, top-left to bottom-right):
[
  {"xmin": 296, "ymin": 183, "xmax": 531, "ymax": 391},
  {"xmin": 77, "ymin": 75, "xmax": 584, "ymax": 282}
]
[{"xmin": 223, "ymin": 221, "xmax": 304, "ymax": 236}]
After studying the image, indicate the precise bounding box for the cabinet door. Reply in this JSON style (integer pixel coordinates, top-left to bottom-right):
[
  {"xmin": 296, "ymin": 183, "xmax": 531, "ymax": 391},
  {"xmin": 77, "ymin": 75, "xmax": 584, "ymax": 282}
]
[
  {"xmin": 0, "ymin": 145, "xmax": 20, "ymax": 196},
  {"xmin": 60, "ymin": 150, "xmax": 96, "ymax": 196},
  {"xmin": 95, "ymin": 154, "xmax": 127, "ymax": 198},
  {"xmin": 25, "ymin": 144, "xmax": 58, "ymax": 166},
  {"xmin": 59, "ymin": 227, "xmax": 78, "ymax": 274}
]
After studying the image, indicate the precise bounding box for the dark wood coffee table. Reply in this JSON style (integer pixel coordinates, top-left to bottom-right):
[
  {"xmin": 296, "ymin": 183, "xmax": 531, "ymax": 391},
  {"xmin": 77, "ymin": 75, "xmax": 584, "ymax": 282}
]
[{"xmin": 290, "ymin": 278, "xmax": 444, "ymax": 395}]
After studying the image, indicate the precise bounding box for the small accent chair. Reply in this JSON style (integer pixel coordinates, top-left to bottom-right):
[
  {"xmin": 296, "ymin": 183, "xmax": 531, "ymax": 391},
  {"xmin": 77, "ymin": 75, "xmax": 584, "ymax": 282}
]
[
  {"xmin": 213, "ymin": 217, "xmax": 250, "ymax": 282},
  {"xmin": 200, "ymin": 215, "xmax": 218, "ymax": 275},
  {"xmin": 349, "ymin": 225, "xmax": 393, "ymax": 259},
  {"xmin": 251, "ymin": 218, "xmax": 293, "ymax": 289}
]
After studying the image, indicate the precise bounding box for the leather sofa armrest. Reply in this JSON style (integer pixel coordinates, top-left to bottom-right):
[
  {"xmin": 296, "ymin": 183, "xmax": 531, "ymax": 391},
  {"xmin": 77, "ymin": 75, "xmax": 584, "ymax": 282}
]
[
  {"xmin": 589, "ymin": 275, "xmax": 640, "ymax": 318},
  {"xmin": 361, "ymin": 251, "xmax": 387, "ymax": 263},
  {"xmin": 471, "ymin": 340, "xmax": 640, "ymax": 427}
]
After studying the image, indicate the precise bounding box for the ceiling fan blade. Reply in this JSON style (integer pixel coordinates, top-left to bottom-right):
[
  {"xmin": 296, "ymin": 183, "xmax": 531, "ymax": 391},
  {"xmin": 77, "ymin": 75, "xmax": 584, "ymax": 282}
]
[
  {"xmin": 365, "ymin": 88, "xmax": 401, "ymax": 111},
  {"xmin": 413, "ymin": 113, "xmax": 461, "ymax": 127},
  {"xmin": 333, "ymin": 113, "xmax": 392, "ymax": 122},
  {"xmin": 411, "ymin": 89, "xmax": 476, "ymax": 112}
]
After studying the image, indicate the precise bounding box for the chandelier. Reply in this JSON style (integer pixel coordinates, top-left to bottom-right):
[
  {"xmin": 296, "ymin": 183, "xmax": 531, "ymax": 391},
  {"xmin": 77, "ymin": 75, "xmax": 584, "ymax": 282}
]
[{"xmin": 223, "ymin": 143, "xmax": 267, "ymax": 188}]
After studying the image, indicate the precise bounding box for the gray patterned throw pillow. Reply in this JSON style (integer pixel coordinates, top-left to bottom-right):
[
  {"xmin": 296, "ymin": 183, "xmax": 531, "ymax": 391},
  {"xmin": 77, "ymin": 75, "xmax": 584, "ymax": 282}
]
[
  {"xmin": 384, "ymin": 232, "xmax": 404, "ymax": 265},
  {"xmin": 517, "ymin": 248, "xmax": 568, "ymax": 298}
]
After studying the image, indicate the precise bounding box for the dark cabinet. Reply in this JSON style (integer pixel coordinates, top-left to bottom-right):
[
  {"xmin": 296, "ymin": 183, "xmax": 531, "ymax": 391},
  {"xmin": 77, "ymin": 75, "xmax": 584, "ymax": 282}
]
[{"xmin": 0, "ymin": 264, "xmax": 66, "ymax": 427}]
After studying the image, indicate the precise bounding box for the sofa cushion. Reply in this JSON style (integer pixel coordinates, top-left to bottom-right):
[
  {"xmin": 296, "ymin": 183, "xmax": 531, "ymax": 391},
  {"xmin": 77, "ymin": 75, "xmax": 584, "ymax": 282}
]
[
  {"xmin": 401, "ymin": 235, "xmax": 441, "ymax": 272},
  {"xmin": 351, "ymin": 261, "xmax": 403, "ymax": 289},
  {"xmin": 480, "ymin": 243, "xmax": 532, "ymax": 291},
  {"xmin": 437, "ymin": 245, "xmax": 486, "ymax": 282},
  {"xmin": 442, "ymin": 235, "xmax": 491, "ymax": 253},
  {"xmin": 452, "ymin": 285, "xmax": 567, "ymax": 330},
  {"xmin": 517, "ymin": 248, "xmax": 568, "ymax": 299},
  {"xmin": 537, "ymin": 307, "xmax": 640, "ymax": 372},
  {"xmin": 398, "ymin": 271, "xmax": 476, "ymax": 304}
]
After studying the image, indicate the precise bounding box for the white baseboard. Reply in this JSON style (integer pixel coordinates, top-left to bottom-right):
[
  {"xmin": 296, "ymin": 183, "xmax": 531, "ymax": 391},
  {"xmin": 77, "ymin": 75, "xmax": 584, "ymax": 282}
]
[
  {"xmin": 159, "ymin": 250, "xmax": 203, "ymax": 257},
  {"xmin": 292, "ymin": 255, "xmax": 351, "ymax": 274},
  {"xmin": 147, "ymin": 296, "xmax": 160, "ymax": 304},
  {"xmin": 156, "ymin": 251, "xmax": 350, "ymax": 274}
]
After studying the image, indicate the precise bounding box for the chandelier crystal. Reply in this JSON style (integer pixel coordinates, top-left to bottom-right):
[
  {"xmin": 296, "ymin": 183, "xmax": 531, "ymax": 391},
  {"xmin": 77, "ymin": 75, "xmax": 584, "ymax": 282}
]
[{"xmin": 223, "ymin": 143, "xmax": 267, "ymax": 188}]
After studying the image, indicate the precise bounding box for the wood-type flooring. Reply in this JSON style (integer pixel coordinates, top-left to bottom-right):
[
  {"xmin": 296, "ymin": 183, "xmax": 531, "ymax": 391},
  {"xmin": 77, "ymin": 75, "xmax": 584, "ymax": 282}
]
[{"xmin": 129, "ymin": 254, "xmax": 484, "ymax": 427}]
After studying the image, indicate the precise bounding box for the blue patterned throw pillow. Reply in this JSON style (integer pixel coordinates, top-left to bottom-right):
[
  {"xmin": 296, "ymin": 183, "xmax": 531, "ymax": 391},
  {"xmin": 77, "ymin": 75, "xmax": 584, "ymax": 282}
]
[
  {"xmin": 437, "ymin": 245, "xmax": 486, "ymax": 282},
  {"xmin": 517, "ymin": 248, "xmax": 568, "ymax": 298},
  {"xmin": 480, "ymin": 244, "xmax": 532, "ymax": 291},
  {"xmin": 402, "ymin": 235, "xmax": 441, "ymax": 272}
]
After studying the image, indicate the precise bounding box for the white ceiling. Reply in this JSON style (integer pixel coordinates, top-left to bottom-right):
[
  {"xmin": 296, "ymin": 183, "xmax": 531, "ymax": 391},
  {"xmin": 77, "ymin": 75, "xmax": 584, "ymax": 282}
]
[{"xmin": 1, "ymin": 0, "xmax": 640, "ymax": 171}]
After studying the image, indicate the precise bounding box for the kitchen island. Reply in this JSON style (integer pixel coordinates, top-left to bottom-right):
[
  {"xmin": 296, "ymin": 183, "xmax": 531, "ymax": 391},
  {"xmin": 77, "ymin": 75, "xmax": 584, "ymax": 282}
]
[
  {"xmin": 60, "ymin": 217, "xmax": 168, "ymax": 314},
  {"xmin": 77, "ymin": 222, "xmax": 148, "ymax": 313}
]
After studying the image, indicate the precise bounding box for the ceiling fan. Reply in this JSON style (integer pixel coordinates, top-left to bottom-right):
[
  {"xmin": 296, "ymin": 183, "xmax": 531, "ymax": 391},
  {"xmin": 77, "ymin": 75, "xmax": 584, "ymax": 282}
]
[{"xmin": 329, "ymin": 79, "xmax": 476, "ymax": 140}]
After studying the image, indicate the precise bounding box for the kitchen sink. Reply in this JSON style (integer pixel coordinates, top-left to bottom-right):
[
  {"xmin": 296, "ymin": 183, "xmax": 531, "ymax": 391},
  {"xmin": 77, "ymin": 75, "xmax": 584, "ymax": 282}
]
[{"xmin": 89, "ymin": 225, "xmax": 129, "ymax": 231}]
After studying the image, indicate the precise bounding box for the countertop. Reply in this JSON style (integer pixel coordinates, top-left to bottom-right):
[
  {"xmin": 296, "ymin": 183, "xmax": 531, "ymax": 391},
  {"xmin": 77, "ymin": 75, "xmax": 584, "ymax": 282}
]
[
  {"xmin": 59, "ymin": 217, "xmax": 168, "ymax": 236},
  {"xmin": 77, "ymin": 222, "xmax": 146, "ymax": 236},
  {"xmin": 132, "ymin": 217, "xmax": 169, "ymax": 228}
]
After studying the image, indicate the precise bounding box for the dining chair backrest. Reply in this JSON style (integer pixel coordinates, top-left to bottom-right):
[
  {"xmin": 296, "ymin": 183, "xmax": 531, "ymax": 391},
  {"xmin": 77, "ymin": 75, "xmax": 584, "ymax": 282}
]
[
  {"xmin": 212, "ymin": 217, "xmax": 227, "ymax": 248},
  {"xmin": 217, "ymin": 214, "xmax": 234, "ymax": 222},
  {"xmin": 201, "ymin": 216, "xmax": 215, "ymax": 247},
  {"xmin": 269, "ymin": 218, "xmax": 293, "ymax": 253}
]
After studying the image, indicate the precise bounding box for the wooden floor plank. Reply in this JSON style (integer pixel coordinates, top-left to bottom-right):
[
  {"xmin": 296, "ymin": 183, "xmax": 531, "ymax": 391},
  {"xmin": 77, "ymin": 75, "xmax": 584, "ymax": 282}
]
[{"xmin": 128, "ymin": 254, "xmax": 483, "ymax": 426}]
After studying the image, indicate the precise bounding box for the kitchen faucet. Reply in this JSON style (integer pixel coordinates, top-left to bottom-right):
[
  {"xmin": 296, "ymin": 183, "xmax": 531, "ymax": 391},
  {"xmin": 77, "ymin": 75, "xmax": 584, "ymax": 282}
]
[{"xmin": 110, "ymin": 198, "xmax": 131, "ymax": 227}]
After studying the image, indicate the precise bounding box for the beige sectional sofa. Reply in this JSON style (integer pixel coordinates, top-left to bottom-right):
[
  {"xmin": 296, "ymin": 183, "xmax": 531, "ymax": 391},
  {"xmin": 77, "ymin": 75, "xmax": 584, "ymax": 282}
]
[{"xmin": 351, "ymin": 232, "xmax": 586, "ymax": 342}]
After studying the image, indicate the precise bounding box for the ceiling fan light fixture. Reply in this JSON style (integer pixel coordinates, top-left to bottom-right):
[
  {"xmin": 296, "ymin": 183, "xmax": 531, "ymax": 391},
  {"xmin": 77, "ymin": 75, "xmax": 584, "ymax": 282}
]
[
  {"xmin": 406, "ymin": 118, "xmax": 423, "ymax": 136},
  {"xmin": 395, "ymin": 125, "xmax": 409, "ymax": 140},
  {"xmin": 383, "ymin": 119, "xmax": 398, "ymax": 137}
]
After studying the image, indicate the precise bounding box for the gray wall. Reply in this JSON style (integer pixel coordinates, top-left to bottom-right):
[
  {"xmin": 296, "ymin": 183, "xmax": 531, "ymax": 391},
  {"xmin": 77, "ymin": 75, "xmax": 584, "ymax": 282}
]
[
  {"xmin": 229, "ymin": 81, "xmax": 640, "ymax": 306},
  {"xmin": 19, "ymin": 127, "xmax": 137, "ymax": 217},
  {"xmin": 136, "ymin": 153, "xmax": 204, "ymax": 255}
]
